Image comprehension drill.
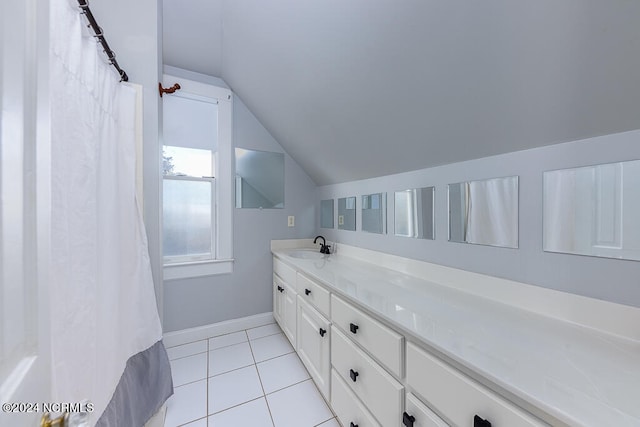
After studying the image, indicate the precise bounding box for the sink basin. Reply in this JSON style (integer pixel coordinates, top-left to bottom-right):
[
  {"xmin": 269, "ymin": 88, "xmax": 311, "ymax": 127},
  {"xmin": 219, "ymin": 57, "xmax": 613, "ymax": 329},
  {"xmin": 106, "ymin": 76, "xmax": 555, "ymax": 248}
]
[{"xmin": 286, "ymin": 249, "xmax": 326, "ymax": 259}]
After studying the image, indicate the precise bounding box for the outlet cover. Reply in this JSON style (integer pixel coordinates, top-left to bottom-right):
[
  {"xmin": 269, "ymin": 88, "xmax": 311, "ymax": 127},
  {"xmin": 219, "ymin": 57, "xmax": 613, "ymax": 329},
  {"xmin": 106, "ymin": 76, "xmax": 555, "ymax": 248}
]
[{"xmin": 288, "ymin": 216, "xmax": 295, "ymax": 227}]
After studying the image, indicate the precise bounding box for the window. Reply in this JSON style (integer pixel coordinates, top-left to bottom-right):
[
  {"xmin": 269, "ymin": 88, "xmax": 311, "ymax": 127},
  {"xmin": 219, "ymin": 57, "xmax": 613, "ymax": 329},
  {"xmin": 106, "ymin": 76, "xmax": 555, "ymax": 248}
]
[
  {"xmin": 161, "ymin": 76, "xmax": 233, "ymax": 279},
  {"xmin": 163, "ymin": 147, "xmax": 215, "ymax": 262}
]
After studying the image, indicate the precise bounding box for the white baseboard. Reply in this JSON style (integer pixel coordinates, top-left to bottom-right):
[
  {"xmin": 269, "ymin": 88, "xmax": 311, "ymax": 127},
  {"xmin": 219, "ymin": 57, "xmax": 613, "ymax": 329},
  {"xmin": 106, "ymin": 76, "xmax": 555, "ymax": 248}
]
[{"xmin": 163, "ymin": 312, "xmax": 275, "ymax": 348}]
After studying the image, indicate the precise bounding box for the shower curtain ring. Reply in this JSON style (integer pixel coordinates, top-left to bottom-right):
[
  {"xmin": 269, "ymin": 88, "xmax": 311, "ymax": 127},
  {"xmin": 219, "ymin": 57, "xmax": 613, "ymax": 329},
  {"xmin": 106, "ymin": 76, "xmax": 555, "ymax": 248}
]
[{"xmin": 93, "ymin": 26, "xmax": 103, "ymax": 38}]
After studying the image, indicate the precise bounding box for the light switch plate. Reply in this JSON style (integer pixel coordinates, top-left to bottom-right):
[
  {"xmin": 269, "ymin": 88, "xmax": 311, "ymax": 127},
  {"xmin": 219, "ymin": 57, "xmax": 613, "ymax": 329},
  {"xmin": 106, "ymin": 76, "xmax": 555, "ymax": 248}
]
[{"xmin": 288, "ymin": 216, "xmax": 295, "ymax": 227}]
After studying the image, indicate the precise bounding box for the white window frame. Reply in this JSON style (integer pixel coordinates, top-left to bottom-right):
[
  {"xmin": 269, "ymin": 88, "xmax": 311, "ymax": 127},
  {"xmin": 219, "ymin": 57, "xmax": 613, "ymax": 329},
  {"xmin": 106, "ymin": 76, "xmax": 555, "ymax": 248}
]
[{"xmin": 161, "ymin": 75, "xmax": 233, "ymax": 279}]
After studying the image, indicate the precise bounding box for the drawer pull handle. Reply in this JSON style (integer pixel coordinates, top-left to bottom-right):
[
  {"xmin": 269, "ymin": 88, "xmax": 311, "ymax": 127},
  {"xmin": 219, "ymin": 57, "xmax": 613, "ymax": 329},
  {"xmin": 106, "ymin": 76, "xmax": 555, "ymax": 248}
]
[
  {"xmin": 349, "ymin": 369, "xmax": 359, "ymax": 382},
  {"xmin": 402, "ymin": 412, "xmax": 416, "ymax": 427},
  {"xmin": 350, "ymin": 423, "xmax": 359, "ymax": 427},
  {"xmin": 305, "ymin": 288, "xmax": 311, "ymax": 296},
  {"xmin": 319, "ymin": 328, "xmax": 327, "ymax": 337},
  {"xmin": 349, "ymin": 323, "xmax": 359, "ymax": 334},
  {"xmin": 277, "ymin": 286, "xmax": 284, "ymax": 293},
  {"xmin": 474, "ymin": 415, "xmax": 492, "ymax": 427}
]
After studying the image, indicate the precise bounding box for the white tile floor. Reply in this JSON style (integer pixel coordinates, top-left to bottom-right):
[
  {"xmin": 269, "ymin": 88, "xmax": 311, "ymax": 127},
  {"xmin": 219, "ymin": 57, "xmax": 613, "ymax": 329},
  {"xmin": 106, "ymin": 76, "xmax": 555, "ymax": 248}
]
[{"xmin": 165, "ymin": 322, "xmax": 338, "ymax": 427}]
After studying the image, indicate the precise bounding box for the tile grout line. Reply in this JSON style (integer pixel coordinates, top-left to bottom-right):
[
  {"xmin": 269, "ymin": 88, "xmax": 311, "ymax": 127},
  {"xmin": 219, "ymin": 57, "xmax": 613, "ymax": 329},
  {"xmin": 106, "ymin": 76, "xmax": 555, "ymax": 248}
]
[
  {"xmin": 263, "ymin": 377, "xmax": 311, "ymax": 397},
  {"xmin": 207, "ymin": 330, "xmax": 255, "ymax": 420},
  {"xmin": 246, "ymin": 329, "xmax": 282, "ymax": 341},
  {"xmin": 207, "ymin": 396, "xmax": 266, "ymax": 418},
  {"xmin": 168, "ymin": 349, "xmax": 209, "ymax": 363},
  {"xmin": 206, "ymin": 337, "xmax": 210, "ymax": 427},
  {"xmin": 246, "ymin": 329, "xmax": 277, "ymax": 427},
  {"xmin": 171, "ymin": 377, "xmax": 209, "ymax": 391},
  {"xmin": 168, "ymin": 325, "xmax": 287, "ymax": 427},
  {"xmin": 165, "ymin": 338, "xmax": 208, "ymax": 350},
  {"xmin": 249, "ymin": 330, "xmax": 286, "ymax": 344},
  {"xmin": 207, "ymin": 336, "xmax": 294, "ymax": 380},
  {"xmin": 166, "ymin": 323, "xmax": 277, "ymax": 352},
  {"xmin": 176, "ymin": 415, "xmax": 208, "ymax": 427},
  {"xmin": 253, "ymin": 349, "xmax": 296, "ymax": 365},
  {"xmin": 313, "ymin": 417, "xmax": 337, "ymax": 427}
]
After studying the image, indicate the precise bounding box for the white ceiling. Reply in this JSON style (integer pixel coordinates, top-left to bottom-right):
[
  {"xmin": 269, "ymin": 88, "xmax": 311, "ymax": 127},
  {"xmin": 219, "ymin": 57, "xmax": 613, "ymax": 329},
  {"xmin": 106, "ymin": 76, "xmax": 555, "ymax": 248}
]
[{"xmin": 163, "ymin": 0, "xmax": 640, "ymax": 185}]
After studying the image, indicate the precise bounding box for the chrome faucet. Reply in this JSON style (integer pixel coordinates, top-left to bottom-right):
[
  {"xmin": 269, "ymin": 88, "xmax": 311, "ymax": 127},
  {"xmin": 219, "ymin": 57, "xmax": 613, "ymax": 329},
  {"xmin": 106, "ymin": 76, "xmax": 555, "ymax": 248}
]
[{"xmin": 313, "ymin": 235, "xmax": 331, "ymax": 254}]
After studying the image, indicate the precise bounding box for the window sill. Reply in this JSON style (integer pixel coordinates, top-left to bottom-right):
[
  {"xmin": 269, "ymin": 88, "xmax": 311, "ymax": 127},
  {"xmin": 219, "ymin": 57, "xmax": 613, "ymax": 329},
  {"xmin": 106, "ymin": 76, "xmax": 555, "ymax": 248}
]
[{"xmin": 163, "ymin": 259, "xmax": 234, "ymax": 280}]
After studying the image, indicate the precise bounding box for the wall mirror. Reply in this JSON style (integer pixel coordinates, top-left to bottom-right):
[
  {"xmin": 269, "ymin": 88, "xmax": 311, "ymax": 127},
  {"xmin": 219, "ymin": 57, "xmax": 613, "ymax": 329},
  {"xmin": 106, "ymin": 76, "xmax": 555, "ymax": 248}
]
[
  {"xmin": 543, "ymin": 160, "xmax": 640, "ymax": 261},
  {"xmin": 448, "ymin": 176, "xmax": 519, "ymax": 248},
  {"xmin": 235, "ymin": 148, "xmax": 284, "ymax": 209},
  {"xmin": 338, "ymin": 197, "xmax": 356, "ymax": 231},
  {"xmin": 394, "ymin": 187, "xmax": 435, "ymax": 239},
  {"xmin": 362, "ymin": 193, "xmax": 386, "ymax": 234},
  {"xmin": 320, "ymin": 199, "xmax": 334, "ymax": 228}
]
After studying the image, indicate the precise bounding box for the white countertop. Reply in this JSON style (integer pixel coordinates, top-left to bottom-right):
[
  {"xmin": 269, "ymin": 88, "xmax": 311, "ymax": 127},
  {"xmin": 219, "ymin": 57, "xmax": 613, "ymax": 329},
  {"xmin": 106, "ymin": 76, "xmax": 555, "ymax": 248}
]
[{"xmin": 272, "ymin": 247, "xmax": 640, "ymax": 427}]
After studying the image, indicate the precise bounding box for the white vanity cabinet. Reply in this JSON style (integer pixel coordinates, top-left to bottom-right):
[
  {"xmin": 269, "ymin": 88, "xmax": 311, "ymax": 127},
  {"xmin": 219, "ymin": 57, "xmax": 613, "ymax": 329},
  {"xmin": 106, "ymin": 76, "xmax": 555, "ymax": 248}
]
[
  {"xmin": 272, "ymin": 253, "xmax": 555, "ymax": 427},
  {"xmin": 296, "ymin": 297, "xmax": 331, "ymax": 399}
]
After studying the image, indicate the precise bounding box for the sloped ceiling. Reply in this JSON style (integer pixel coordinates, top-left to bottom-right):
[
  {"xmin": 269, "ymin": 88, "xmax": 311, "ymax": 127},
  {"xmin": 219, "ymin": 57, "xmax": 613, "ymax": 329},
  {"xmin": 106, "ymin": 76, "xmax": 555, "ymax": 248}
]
[{"xmin": 163, "ymin": 0, "xmax": 640, "ymax": 185}]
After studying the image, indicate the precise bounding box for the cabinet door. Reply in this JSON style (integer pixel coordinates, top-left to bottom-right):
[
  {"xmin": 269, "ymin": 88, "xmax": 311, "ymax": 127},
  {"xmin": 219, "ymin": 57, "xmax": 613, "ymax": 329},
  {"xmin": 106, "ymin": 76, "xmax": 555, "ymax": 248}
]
[
  {"xmin": 297, "ymin": 297, "xmax": 331, "ymax": 399},
  {"xmin": 273, "ymin": 276, "xmax": 284, "ymax": 325},
  {"xmin": 282, "ymin": 282, "xmax": 297, "ymax": 348}
]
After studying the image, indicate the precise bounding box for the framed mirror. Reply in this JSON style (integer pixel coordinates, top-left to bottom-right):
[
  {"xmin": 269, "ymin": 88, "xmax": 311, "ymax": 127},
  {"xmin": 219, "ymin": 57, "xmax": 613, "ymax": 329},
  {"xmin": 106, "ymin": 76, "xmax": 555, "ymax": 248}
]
[
  {"xmin": 362, "ymin": 193, "xmax": 386, "ymax": 234},
  {"xmin": 448, "ymin": 176, "xmax": 519, "ymax": 248},
  {"xmin": 320, "ymin": 199, "xmax": 334, "ymax": 229},
  {"xmin": 338, "ymin": 197, "xmax": 356, "ymax": 231},
  {"xmin": 543, "ymin": 160, "xmax": 640, "ymax": 261},
  {"xmin": 394, "ymin": 187, "xmax": 434, "ymax": 239},
  {"xmin": 235, "ymin": 148, "xmax": 284, "ymax": 209}
]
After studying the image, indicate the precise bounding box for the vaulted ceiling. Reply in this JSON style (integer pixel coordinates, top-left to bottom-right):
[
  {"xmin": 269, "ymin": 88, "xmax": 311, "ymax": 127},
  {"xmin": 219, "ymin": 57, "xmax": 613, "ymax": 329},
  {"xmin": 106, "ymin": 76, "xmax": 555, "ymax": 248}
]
[{"xmin": 163, "ymin": 0, "xmax": 640, "ymax": 185}]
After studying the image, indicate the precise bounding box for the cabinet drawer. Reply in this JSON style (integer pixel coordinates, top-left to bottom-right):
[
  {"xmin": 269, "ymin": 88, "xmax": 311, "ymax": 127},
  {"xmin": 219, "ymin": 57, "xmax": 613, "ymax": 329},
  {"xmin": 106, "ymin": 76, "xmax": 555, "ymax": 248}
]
[
  {"xmin": 297, "ymin": 273, "xmax": 331, "ymax": 318},
  {"xmin": 332, "ymin": 326, "xmax": 404, "ymax": 427},
  {"xmin": 404, "ymin": 393, "xmax": 448, "ymax": 427},
  {"xmin": 274, "ymin": 257, "xmax": 296, "ymax": 284},
  {"xmin": 406, "ymin": 342, "xmax": 546, "ymax": 427},
  {"xmin": 331, "ymin": 295, "xmax": 404, "ymax": 378},
  {"xmin": 331, "ymin": 369, "xmax": 381, "ymax": 427}
]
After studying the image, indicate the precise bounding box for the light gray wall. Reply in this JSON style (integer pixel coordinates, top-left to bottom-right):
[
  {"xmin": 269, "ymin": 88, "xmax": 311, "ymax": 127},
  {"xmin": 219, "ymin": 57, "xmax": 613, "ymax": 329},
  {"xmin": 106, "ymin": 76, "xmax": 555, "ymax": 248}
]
[
  {"xmin": 218, "ymin": 0, "xmax": 640, "ymax": 186},
  {"xmin": 91, "ymin": 0, "xmax": 164, "ymax": 319},
  {"xmin": 163, "ymin": 79, "xmax": 317, "ymax": 332},
  {"xmin": 318, "ymin": 130, "xmax": 640, "ymax": 309}
]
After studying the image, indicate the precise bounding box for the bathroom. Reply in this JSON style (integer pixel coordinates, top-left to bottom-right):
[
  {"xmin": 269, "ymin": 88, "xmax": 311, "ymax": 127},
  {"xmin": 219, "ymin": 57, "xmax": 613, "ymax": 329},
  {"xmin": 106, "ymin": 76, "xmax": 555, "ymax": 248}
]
[{"xmin": 1, "ymin": 0, "xmax": 639, "ymax": 426}]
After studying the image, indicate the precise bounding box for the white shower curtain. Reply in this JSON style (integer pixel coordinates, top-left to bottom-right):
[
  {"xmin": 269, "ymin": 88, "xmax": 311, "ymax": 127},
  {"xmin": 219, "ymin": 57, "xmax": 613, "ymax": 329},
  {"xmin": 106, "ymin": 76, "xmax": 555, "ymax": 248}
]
[
  {"xmin": 50, "ymin": 0, "xmax": 170, "ymax": 424},
  {"xmin": 466, "ymin": 178, "xmax": 519, "ymax": 248},
  {"xmin": 543, "ymin": 169, "xmax": 577, "ymax": 252}
]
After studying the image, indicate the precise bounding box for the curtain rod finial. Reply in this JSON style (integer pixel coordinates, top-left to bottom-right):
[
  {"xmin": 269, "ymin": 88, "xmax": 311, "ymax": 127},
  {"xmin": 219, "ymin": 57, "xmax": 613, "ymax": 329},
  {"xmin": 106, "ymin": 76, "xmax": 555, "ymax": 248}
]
[{"xmin": 159, "ymin": 83, "xmax": 181, "ymax": 98}]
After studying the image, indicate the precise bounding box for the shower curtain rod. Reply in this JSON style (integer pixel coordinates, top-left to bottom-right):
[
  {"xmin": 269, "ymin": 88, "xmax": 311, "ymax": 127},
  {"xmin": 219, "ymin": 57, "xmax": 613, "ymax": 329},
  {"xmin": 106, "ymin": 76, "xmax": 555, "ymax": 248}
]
[{"xmin": 77, "ymin": 0, "xmax": 129, "ymax": 82}]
